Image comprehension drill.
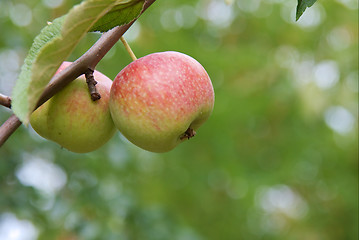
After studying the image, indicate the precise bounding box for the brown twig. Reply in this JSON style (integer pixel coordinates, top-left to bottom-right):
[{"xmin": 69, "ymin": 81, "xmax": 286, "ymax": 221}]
[
  {"xmin": 0, "ymin": 94, "xmax": 11, "ymax": 109},
  {"xmin": 85, "ymin": 69, "xmax": 101, "ymax": 101},
  {"xmin": 0, "ymin": 0, "xmax": 157, "ymax": 148},
  {"xmin": 0, "ymin": 114, "xmax": 22, "ymax": 146}
]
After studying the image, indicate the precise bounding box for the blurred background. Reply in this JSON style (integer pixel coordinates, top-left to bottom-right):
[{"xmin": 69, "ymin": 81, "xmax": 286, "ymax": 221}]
[{"xmin": 0, "ymin": 0, "xmax": 358, "ymax": 239}]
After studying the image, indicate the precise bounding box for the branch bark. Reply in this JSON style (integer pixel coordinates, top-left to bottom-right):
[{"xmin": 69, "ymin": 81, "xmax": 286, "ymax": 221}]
[
  {"xmin": 0, "ymin": 114, "xmax": 22, "ymax": 146},
  {"xmin": 0, "ymin": 94, "xmax": 11, "ymax": 109},
  {"xmin": 0, "ymin": 0, "xmax": 157, "ymax": 148}
]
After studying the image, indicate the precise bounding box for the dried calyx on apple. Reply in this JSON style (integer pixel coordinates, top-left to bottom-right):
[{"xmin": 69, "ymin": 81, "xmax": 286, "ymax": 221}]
[{"xmin": 109, "ymin": 51, "xmax": 215, "ymax": 153}]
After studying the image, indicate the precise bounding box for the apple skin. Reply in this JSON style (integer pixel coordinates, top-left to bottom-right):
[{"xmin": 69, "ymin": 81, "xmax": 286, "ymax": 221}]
[
  {"xmin": 30, "ymin": 61, "xmax": 116, "ymax": 153},
  {"xmin": 109, "ymin": 51, "xmax": 215, "ymax": 153}
]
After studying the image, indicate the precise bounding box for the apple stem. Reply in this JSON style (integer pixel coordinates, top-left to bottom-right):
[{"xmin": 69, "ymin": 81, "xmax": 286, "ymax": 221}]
[
  {"xmin": 180, "ymin": 128, "xmax": 196, "ymax": 140},
  {"xmin": 120, "ymin": 36, "xmax": 137, "ymax": 61},
  {"xmin": 85, "ymin": 69, "xmax": 101, "ymax": 101},
  {"xmin": 0, "ymin": 94, "xmax": 11, "ymax": 109}
]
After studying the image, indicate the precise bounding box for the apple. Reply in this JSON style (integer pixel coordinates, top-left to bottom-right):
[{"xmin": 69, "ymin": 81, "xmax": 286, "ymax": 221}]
[
  {"xmin": 30, "ymin": 61, "xmax": 116, "ymax": 153},
  {"xmin": 109, "ymin": 51, "xmax": 215, "ymax": 153}
]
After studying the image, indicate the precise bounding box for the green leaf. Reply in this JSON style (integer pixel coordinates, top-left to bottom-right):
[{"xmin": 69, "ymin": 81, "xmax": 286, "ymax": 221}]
[
  {"xmin": 90, "ymin": 0, "xmax": 145, "ymax": 32},
  {"xmin": 296, "ymin": 0, "xmax": 317, "ymax": 21},
  {"xmin": 12, "ymin": 0, "xmax": 145, "ymax": 125},
  {"xmin": 11, "ymin": 16, "xmax": 65, "ymax": 125}
]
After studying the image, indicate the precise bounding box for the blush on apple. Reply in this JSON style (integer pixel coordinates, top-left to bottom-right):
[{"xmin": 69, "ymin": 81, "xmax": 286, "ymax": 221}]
[
  {"xmin": 109, "ymin": 51, "xmax": 215, "ymax": 153},
  {"xmin": 30, "ymin": 61, "xmax": 116, "ymax": 153}
]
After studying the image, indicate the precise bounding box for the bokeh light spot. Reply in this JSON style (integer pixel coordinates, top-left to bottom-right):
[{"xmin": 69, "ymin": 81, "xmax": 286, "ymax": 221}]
[
  {"xmin": 16, "ymin": 155, "xmax": 67, "ymax": 195},
  {"xmin": 324, "ymin": 106, "xmax": 355, "ymax": 135},
  {"xmin": 42, "ymin": 0, "xmax": 64, "ymax": 9},
  {"xmin": 313, "ymin": 60, "xmax": 340, "ymax": 90},
  {"xmin": 9, "ymin": 3, "xmax": 32, "ymax": 27},
  {"xmin": 0, "ymin": 213, "xmax": 38, "ymax": 240},
  {"xmin": 327, "ymin": 26, "xmax": 352, "ymax": 51}
]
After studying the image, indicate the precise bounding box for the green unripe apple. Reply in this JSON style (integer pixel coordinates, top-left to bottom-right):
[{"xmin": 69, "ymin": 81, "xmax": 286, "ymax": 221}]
[
  {"xmin": 109, "ymin": 51, "xmax": 215, "ymax": 153},
  {"xmin": 30, "ymin": 62, "xmax": 116, "ymax": 153}
]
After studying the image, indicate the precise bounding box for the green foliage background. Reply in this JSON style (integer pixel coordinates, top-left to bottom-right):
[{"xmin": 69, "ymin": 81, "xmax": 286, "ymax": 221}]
[{"xmin": 0, "ymin": 0, "xmax": 358, "ymax": 239}]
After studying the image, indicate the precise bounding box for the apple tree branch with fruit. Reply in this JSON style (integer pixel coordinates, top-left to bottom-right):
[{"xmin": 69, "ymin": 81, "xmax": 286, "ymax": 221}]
[{"xmin": 0, "ymin": 0, "xmax": 317, "ymax": 153}]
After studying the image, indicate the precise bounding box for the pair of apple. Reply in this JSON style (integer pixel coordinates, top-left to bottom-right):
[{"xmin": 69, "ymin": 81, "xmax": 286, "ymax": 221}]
[{"xmin": 30, "ymin": 51, "xmax": 215, "ymax": 153}]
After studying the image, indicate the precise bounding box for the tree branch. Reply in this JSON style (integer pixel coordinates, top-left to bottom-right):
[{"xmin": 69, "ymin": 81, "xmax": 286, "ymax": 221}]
[
  {"xmin": 0, "ymin": 0, "xmax": 157, "ymax": 148},
  {"xmin": 0, "ymin": 94, "xmax": 11, "ymax": 109},
  {"xmin": 0, "ymin": 114, "xmax": 22, "ymax": 146}
]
